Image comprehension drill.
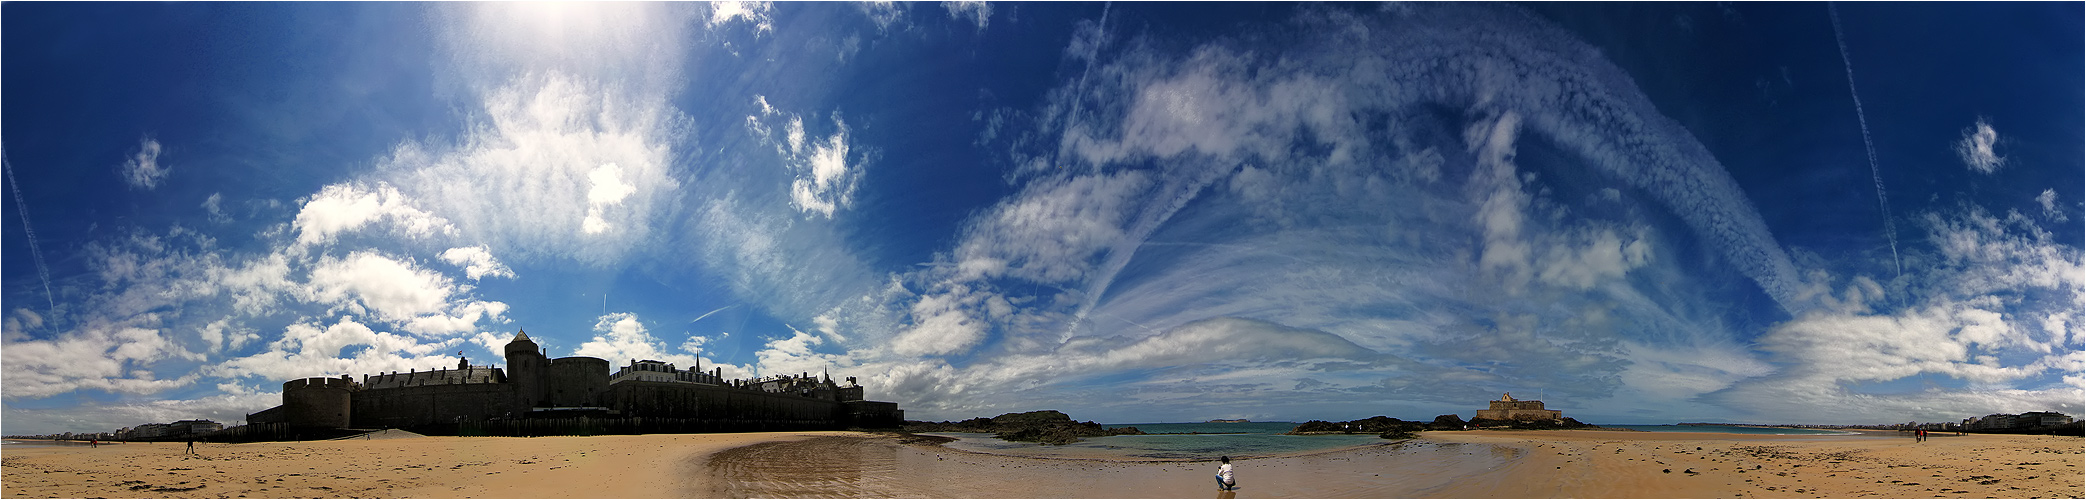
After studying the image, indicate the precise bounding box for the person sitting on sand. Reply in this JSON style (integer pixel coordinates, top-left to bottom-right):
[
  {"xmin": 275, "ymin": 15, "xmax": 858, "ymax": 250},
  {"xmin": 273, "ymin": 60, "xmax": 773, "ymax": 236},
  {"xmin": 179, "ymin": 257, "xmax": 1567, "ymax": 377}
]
[{"xmin": 1215, "ymin": 456, "xmax": 1237, "ymax": 491}]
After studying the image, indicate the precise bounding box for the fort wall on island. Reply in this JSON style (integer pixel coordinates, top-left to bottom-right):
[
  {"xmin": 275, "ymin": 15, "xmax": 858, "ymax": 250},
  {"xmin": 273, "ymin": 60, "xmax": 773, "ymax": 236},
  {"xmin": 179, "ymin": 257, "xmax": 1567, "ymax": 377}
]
[
  {"xmin": 244, "ymin": 331, "xmax": 904, "ymax": 436},
  {"xmin": 1472, "ymin": 393, "xmax": 1564, "ymax": 422}
]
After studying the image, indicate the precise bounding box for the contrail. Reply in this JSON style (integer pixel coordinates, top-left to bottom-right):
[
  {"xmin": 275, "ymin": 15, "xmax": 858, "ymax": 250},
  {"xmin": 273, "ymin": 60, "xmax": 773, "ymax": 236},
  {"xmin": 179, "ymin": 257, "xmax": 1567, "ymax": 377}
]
[
  {"xmin": 2, "ymin": 149, "xmax": 59, "ymax": 318},
  {"xmin": 1829, "ymin": 3, "xmax": 1903, "ymax": 280},
  {"xmin": 688, "ymin": 304, "xmax": 738, "ymax": 324}
]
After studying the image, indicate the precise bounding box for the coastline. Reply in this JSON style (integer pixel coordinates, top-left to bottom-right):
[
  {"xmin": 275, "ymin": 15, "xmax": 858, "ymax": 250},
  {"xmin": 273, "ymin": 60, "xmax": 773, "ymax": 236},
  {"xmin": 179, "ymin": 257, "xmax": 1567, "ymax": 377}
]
[{"xmin": 4, "ymin": 428, "xmax": 2078, "ymax": 498}]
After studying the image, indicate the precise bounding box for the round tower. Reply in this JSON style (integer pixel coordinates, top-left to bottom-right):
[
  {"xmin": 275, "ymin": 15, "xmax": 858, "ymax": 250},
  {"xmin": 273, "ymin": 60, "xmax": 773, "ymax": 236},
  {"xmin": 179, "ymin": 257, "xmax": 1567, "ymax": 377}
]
[
  {"xmin": 504, "ymin": 330, "xmax": 548, "ymax": 412},
  {"xmin": 546, "ymin": 357, "xmax": 611, "ymax": 407},
  {"xmin": 283, "ymin": 376, "xmax": 354, "ymax": 429}
]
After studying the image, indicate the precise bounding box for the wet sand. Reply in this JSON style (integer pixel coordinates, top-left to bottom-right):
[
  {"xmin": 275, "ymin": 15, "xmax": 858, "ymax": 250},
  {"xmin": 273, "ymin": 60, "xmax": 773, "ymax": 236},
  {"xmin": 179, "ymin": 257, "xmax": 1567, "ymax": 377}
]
[
  {"xmin": 5, "ymin": 429, "xmax": 2078, "ymax": 498},
  {"xmin": 701, "ymin": 430, "xmax": 2085, "ymax": 498}
]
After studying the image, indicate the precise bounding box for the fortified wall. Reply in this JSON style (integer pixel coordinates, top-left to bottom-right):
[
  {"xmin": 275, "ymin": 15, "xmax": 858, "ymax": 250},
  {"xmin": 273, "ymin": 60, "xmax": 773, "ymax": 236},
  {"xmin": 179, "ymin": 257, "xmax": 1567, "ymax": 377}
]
[
  {"xmin": 1473, "ymin": 393, "xmax": 1564, "ymax": 422},
  {"xmin": 248, "ymin": 331, "xmax": 903, "ymax": 433}
]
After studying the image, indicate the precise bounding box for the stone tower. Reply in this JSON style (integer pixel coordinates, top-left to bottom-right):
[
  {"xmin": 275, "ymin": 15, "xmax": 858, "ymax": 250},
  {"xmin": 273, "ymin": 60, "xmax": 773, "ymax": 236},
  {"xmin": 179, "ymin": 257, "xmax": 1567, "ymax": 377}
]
[
  {"xmin": 282, "ymin": 376, "xmax": 355, "ymax": 429},
  {"xmin": 504, "ymin": 330, "xmax": 548, "ymax": 411}
]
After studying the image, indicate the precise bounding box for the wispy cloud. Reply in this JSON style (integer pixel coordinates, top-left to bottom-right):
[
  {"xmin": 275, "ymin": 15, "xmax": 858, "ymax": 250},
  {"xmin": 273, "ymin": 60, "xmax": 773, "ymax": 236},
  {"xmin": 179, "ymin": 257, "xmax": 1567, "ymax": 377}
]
[
  {"xmin": 2036, "ymin": 189, "xmax": 2068, "ymax": 222},
  {"xmin": 120, "ymin": 136, "xmax": 169, "ymax": 190},
  {"xmin": 745, "ymin": 99, "xmax": 866, "ymax": 218},
  {"xmin": 1955, "ymin": 117, "xmax": 2006, "ymax": 174},
  {"xmin": 771, "ymin": 3, "xmax": 1803, "ymax": 420},
  {"xmin": 1712, "ymin": 205, "xmax": 2084, "ymax": 422},
  {"xmin": 941, "ymin": 1, "xmax": 991, "ymax": 32}
]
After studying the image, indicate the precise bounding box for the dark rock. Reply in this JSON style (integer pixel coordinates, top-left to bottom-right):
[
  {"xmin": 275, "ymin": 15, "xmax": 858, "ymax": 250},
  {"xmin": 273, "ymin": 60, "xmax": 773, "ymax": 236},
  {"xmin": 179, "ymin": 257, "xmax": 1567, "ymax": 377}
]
[{"xmin": 899, "ymin": 410, "xmax": 1142, "ymax": 445}]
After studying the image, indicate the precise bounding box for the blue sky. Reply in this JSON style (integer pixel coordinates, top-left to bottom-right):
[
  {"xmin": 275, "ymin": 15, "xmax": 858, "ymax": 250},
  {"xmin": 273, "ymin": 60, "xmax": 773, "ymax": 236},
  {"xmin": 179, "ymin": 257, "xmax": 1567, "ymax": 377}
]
[{"xmin": 3, "ymin": 2, "xmax": 2080, "ymax": 435}]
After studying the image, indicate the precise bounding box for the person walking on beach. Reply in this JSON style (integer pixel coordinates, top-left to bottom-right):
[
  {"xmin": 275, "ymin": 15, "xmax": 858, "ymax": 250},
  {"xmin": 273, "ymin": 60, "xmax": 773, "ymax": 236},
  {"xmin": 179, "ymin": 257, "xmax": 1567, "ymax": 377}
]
[
  {"xmin": 185, "ymin": 438, "xmax": 195, "ymax": 455},
  {"xmin": 1215, "ymin": 456, "xmax": 1237, "ymax": 491}
]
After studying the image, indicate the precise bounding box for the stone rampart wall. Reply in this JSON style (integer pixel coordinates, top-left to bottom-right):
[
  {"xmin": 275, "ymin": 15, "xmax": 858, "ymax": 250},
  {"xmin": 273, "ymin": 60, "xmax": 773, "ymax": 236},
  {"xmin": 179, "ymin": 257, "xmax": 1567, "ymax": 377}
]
[
  {"xmin": 352, "ymin": 383, "xmax": 514, "ymax": 429},
  {"xmin": 608, "ymin": 381, "xmax": 842, "ymax": 426}
]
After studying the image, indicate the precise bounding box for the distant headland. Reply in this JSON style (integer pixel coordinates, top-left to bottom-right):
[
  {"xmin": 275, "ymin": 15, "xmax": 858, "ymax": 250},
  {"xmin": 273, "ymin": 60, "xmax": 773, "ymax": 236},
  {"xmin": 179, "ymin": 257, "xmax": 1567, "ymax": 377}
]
[{"xmin": 1206, "ymin": 419, "xmax": 1250, "ymax": 423}]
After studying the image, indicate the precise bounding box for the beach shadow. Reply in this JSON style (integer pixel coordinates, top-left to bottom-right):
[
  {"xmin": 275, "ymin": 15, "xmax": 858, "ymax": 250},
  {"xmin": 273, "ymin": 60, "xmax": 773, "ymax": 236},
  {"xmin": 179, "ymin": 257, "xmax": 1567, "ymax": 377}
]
[{"xmin": 1217, "ymin": 489, "xmax": 1237, "ymax": 499}]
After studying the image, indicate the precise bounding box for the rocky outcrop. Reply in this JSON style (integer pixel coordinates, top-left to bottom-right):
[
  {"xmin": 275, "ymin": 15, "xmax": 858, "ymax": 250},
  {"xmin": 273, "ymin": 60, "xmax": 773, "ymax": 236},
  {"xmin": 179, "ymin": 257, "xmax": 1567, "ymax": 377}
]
[
  {"xmin": 1288, "ymin": 413, "xmax": 1591, "ymax": 439},
  {"xmin": 1430, "ymin": 414, "xmax": 1469, "ymax": 430},
  {"xmin": 1467, "ymin": 416, "xmax": 1598, "ymax": 430},
  {"xmin": 1288, "ymin": 416, "xmax": 1428, "ymax": 439},
  {"xmin": 901, "ymin": 410, "xmax": 1145, "ymax": 445}
]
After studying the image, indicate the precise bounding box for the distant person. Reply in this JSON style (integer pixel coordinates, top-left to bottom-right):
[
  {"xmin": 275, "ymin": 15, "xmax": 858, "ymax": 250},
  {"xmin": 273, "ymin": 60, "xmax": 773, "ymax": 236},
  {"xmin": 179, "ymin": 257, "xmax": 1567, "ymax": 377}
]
[
  {"xmin": 185, "ymin": 438, "xmax": 195, "ymax": 455},
  {"xmin": 1215, "ymin": 456, "xmax": 1237, "ymax": 491},
  {"xmin": 89, "ymin": 439, "xmax": 97, "ymax": 448}
]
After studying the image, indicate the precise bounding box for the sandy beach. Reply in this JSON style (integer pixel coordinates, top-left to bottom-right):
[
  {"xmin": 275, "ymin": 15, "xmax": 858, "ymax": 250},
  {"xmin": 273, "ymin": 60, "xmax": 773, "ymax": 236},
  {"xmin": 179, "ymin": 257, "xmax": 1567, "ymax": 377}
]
[
  {"xmin": 4, "ymin": 429, "xmax": 2080, "ymax": 498},
  {"xmin": 1, "ymin": 431, "xmax": 843, "ymax": 498}
]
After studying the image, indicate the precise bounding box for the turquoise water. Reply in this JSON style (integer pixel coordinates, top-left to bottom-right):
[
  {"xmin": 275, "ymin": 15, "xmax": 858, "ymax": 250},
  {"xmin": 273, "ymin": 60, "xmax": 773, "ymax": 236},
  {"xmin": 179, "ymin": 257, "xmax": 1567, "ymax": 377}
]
[
  {"xmin": 1599, "ymin": 424, "xmax": 1859, "ymax": 435},
  {"xmin": 930, "ymin": 421, "xmax": 1391, "ymax": 460}
]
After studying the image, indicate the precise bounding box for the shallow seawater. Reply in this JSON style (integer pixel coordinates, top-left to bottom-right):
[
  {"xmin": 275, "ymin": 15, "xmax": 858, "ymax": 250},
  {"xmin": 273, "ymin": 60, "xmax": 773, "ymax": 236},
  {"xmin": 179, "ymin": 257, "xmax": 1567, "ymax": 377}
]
[{"xmin": 929, "ymin": 421, "xmax": 1392, "ymax": 460}]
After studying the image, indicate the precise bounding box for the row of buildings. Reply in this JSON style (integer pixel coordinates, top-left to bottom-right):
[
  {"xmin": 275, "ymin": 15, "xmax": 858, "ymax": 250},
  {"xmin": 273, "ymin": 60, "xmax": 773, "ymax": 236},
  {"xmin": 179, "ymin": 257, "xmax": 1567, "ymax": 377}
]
[
  {"xmin": 1960, "ymin": 411, "xmax": 2074, "ymax": 431},
  {"xmin": 6, "ymin": 420, "xmax": 224, "ymax": 442},
  {"xmin": 242, "ymin": 331, "xmax": 903, "ymax": 433},
  {"xmin": 116, "ymin": 419, "xmax": 224, "ymax": 440}
]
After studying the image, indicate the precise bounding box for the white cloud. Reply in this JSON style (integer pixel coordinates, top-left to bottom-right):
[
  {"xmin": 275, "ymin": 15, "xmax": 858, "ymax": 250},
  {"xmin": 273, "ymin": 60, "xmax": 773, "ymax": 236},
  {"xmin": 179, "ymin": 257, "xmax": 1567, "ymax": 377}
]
[
  {"xmin": 1468, "ymin": 112, "xmax": 1536, "ymax": 294},
  {"xmin": 439, "ymin": 245, "xmax": 516, "ymax": 281},
  {"xmin": 941, "ymin": 1, "xmax": 991, "ymax": 32},
  {"xmin": 382, "ymin": 73, "xmax": 681, "ymax": 267},
  {"xmin": 746, "ymin": 104, "xmax": 865, "ymax": 218},
  {"xmin": 197, "ymin": 317, "xmax": 260, "ymax": 354},
  {"xmin": 2, "ymin": 320, "xmax": 204, "ymax": 399},
  {"xmin": 573, "ymin": 313, "xmax": 745, "ymax": 378},
  {"xmin": 1954, "ymin": 117, "xmax": 2005, "ymax": 174},
  {"xmin": 953, "ymin": 171, "xmax": 1150, "ymax": 284},
  {"xmin": 1716, "ymin": 205, "xmax": 2085, "ymax": 422},
  {"xmin": 305, "ymin": 252, "xmax": 456, "ymax": 324},
  {"xmin": 709, "ymin": 1, "xmax": 774, "ymax": 33},
  {"xmin": 291, "ymin": 182, "xmax": 454, "ymax": 248},
  {"xmin": 121, "ymin": 136, "xmax": 169, "ymax": 190},
  {"xmin": 2035, "ymin": 189, "xmax": 2067, "ymax": 222},
  {"xmin": 212, "ymin": 317, "xmax": 464, "ymax": 383},
  {"xmin": 583, "ymin": 164, "xmax": 640, "ymax": 234},
  {"xmin": 1536, "ymin": 226, "xmax": 1653, "ymax": 290},
  {"xmin": 202, "ymin": 192, "xmax": 230, "ymax": 223},
  {"xmin": 890, "ymin": 285, "xmax": 989, "ymax": 357},
  {"xmin": 1612, "ymin": 341, "xmax": 1772, "ymax": 401},
  {"xmin": 857, "ymin": 2, "xmax": 906, "ymax": 32},
  {"xmin": 3, "ymin": 308, "xmax": 45, "ymax": 342},
  {"xmin": 303, "ymin": 251, "xmax": 508, "ymax": 336}
]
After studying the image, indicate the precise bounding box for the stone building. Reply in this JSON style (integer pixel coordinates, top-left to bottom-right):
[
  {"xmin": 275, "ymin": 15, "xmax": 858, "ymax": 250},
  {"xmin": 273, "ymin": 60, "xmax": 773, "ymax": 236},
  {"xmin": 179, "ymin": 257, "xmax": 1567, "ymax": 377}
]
[
  {"xmin": 246, "ymin": 331, "xmax": 903, "ymax": 432},
  {"xmin": 1473, "ymin": 393, "xmax": 1563, "ymax": 422}
]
